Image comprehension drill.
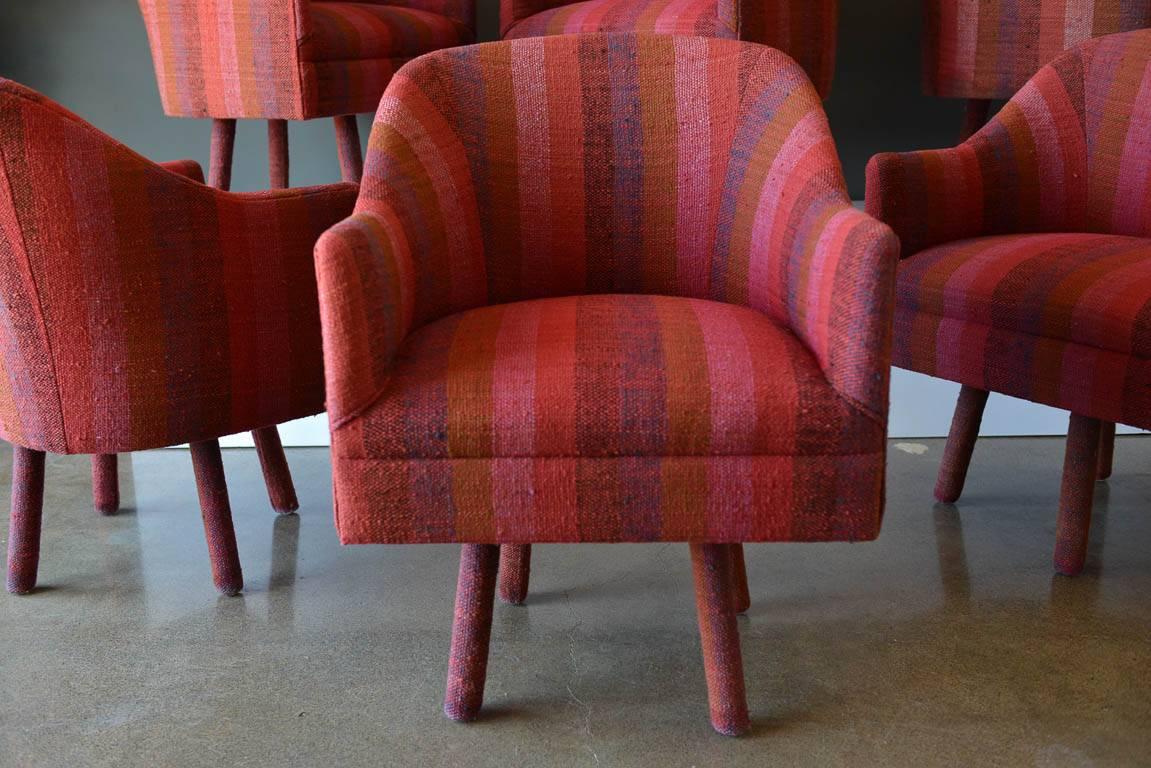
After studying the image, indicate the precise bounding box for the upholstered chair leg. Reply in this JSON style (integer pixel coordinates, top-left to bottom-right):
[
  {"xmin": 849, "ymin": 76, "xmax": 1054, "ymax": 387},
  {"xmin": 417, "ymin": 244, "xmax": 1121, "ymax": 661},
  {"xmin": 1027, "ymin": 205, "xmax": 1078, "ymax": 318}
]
[
  {"xmin": 1097, "ymin": 422, "xmax": 1116, "ymax": 480},
  {"xmin": 91, "ymin": 454, "xmax": 119, "ymax": 515},
  {"xmin": 209, "ymin": 118, "xmax": 237, "ymax": 190},
  {"xmin": 730, "ymin": 544, "xmax": 750, "ymax": 614},
  {"xmin": 444, "ymin": 544, "xmax": 500, "ymax": 722},
  {"xmin": 251, "ymin": 426, "xmax": 299, "ymax": 514},
  {"xmin": 959, "ymin": 98, "xmax": 991, "ymax": 141},
  {"xmin": 690, "ymin": 543, "xmax": 750, "ymax": 736},
  {"xmin": 935, "ymin": 386, "xmax": 990, "ymax": 503},
  {"xmin": 6, "ymin": 446, "xmax": 45, "ymax": 594},
  {"xmin": 333, "ymin": 115, "xmax": 364, "ymax": 183},
  {"xmin": 497, "ymin": 544, "xmax": 531, "ymax": 605},
  {"xmin": 1054, "ymin": 415, "xmax": 1102, "ymax": 577},
  {"xmin": 189, "ymin": 440, "xmax": 243, "ymax": 596},
  {"xmin": 268, "ymin": 119, "xmax": 290, "ymax": 189}
]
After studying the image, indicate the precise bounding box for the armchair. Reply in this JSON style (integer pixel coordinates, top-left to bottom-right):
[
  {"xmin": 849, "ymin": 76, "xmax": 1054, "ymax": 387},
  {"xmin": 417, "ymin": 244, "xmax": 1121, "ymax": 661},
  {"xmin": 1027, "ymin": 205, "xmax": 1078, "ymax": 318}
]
[
  {"xmin": 316, "ymin": 34, "xmax": 898, "ymax": 733},
  {"xmin": 867, "ymin": 29, "xmax": 1151, "ymax": 576},
  {"xmin": 0, "ymin": 79, "xmax": 357, "ymax": 594}
]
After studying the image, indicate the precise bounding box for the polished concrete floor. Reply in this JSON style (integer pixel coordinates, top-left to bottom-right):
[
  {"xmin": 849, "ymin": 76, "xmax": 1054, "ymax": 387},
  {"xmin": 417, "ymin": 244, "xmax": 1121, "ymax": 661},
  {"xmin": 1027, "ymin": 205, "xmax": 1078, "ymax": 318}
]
[{"xmin": 0, "ymin": 438, "xmax": 1149, "ymax": 767}]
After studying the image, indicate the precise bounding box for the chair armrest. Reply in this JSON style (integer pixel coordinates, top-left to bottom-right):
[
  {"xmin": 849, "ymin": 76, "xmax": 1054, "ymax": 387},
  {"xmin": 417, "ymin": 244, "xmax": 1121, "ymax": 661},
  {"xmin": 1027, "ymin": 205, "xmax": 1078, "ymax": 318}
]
[
  {"xmin": 866, "ymin": 53, "xmax": 1087, "ymax": 255},
  {"xmin": 159, "ymin": 159, "xmax": 204, "ymax": 183},
  {"xmin": 756, "ymin": 203, "xmax": 899, "ymax": 422},
  {"xmin": 315, "ymin": 210, "xmax": 417, "ymax": 428}
]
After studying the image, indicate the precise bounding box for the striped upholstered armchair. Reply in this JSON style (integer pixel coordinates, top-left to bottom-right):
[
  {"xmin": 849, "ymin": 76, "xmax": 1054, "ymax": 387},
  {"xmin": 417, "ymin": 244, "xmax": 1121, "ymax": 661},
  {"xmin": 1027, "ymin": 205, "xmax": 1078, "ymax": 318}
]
[
  {"xmin": 0, "ymin": 79, "xmax": 356, "ymax": 595},
  {"xmin": 867, "ymin": 29, "xmax": 1151, "ymax": 577},
  {"xmin": 499, "ymin": 0, "xmax": 838, "ymax": 97},
  {"xmin": 315, "ymin": 34, "xmax": 898, "ymax": 734},
  {"xmin": 923, "ymin": 0, "xmax": 1151, "ymax": 138},
  {"xmin": 137, "ymin": 0, "xmax": 476, "ymax": 187}
]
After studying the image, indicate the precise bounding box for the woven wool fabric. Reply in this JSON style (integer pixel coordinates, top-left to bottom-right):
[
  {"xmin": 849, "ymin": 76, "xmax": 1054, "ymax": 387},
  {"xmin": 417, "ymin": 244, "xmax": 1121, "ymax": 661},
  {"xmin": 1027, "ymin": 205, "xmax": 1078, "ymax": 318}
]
[
  {"xmin": 924, "ymin": 0, "xmax": 1151, "ymax": 99},
  {"xmin": 343, "ymin": 295, "xmax": 884, "ymax": 459},
  {"xmin": 893, "ymin": 234, "xmax": 1151, "ymax": 429},
  {"xmin": 868, "ymin": 30, "xmax": 1151, "ymax": 257},
  {"xmin": 500, "ymin": 0, "xmax": 838, "ymax": 98},
  {"xmin": 0, "ymin": 79, "xmax": 358, "ymax": 455},
  {"xmin": 315, "ymin": 34, "xmax": 899, "ymax": 545},
  {"xmin": 868, "ymin": 29, "xmax": 1151, "ymax": 432},
  {"xmin": 137, "ymin": 0, "xmax": 476, "ymax": 120}
]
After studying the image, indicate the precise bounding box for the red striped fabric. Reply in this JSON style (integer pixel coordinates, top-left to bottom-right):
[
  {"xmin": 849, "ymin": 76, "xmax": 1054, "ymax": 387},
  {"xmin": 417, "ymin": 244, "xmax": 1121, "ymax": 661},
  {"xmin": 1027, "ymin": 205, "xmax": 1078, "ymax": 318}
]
[
  {"xmin": 344, "ymin": 294, "xmax": 883, "ymax": 459},
  {"xmin": 868, "ymin": 30, "xmax": 1151, "ymax": 256},
  {"xmin": 307, "ymin": 3, "xmax": 472, "ymax": 60},
  {"xmin": 924, "ymin": 0, "xmax": 1151, "ymax": 99},
  {"xmin": 136, "ymin": 0, "xmax": 475, "ymax": 120},
  {"xmin": 868, "ymin": 30, "xmax": 1151, "ymax": 431},
  {"xmin": 316, "ymin": 35, "xmax": 898, "ymax": 544},
  {"xmin": 500, "ymin": 0, "xmax": 838, "ymax": 98},
  {"xmin": 0, "ymin": 79, "xmax": 357, "ymax": 454},
  {"xmin": 894, "ymin": 234, "xmax": 1151, "ymax": 428}
]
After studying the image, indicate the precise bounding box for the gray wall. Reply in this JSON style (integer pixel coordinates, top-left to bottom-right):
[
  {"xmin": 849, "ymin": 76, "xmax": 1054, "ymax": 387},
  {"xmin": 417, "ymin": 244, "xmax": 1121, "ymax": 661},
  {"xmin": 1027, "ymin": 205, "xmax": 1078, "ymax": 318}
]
[{"xmin": 0, "ymin": 0, "xmax": 967, "ymax": 198}]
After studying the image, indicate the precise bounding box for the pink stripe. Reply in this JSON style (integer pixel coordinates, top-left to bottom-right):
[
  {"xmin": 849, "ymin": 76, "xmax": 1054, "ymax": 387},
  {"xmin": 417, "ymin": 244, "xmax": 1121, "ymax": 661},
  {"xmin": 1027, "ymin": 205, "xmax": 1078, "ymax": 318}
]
[
  {"xmin": 803, "ymin": 208, "xmax": 857, "ymax": 362},
  {"xmin": 380, "ymin": 88, "xmax": 485, "ymax": 307},
  {"xmin": 1112, "ymin": 61, "xmax": 1151, "ymax": 233},
  {"xmin": 1062, "ymin": 0, "xmax": 1093, "ymax": 50},
  {"xmin": 692, "ymin": 301, "xmax": 756, "ymax": 453},
  {"xmin": 491, "ymin": 303, "xmax": 540, "ymax": 456},
  {"xmin": 511, "ymin": 38, "xmax": 553, "ymax": 290},
  {"xmin": 935, "ymin": 316, "xmax": 990, "ymax": 386},
  {"xmin": 936, "ymin": 236, "xmax": 1063, "ymax": 323},
  {"xmin": 492, "ymin": 460, "xmax": 534, "ymax": 540},
  {"xmin": 215, "ymin": 8, "xmax": 244, "ymax": 116},
  {"xmin": 673, "ymin": 36, "xmax": 711, "ymax": 295},
  {"xmin": 747, "ymin": 110, "xmax": 827, "ymax": 311},
  {"xmin": 707, "ymin": 457, "xmax": 756, "ymax": 539}
]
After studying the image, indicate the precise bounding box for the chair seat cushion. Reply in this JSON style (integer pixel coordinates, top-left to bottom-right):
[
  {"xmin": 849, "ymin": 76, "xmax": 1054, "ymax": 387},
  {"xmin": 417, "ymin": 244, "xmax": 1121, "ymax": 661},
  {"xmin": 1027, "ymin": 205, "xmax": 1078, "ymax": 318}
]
[
  {"xmin": 307, "ymin": 2, "xmax": 473, "ymax": 61},
  {"xmin": 329, "ymin": 295, "xmax": 887, "ymax": 546},
  {"xmin": 348, "ymin": 294, "xmax": 881, "ymax": 459},
  {"xmin": 895, "ymin": 233, "xmax": 1151, "ymax": 427},
  {"xmin": 504, "ymin": 0, "xmax": 732, "ymax": 40}
]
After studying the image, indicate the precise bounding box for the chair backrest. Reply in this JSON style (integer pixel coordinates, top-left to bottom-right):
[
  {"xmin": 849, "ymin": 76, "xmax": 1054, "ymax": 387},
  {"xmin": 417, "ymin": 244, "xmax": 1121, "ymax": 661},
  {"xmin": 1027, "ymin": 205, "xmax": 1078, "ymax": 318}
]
[
  {"xmin": 357, "ymin": 34, "xmax": 850, "ymax": 328},
  {"xmin": 0, "ymin": 79, "xmax": 339, "ymax": 454},
  {"xmin": 739, "ymin": 0, "xmax": 837, "ymax": 98},
  {"xmin": 923, "ymin": 0, "xmax": 1151, "ymax": 99},
  {"xmin": 499, "ymin": 0, "xmax": 838, "ymax": 97}
]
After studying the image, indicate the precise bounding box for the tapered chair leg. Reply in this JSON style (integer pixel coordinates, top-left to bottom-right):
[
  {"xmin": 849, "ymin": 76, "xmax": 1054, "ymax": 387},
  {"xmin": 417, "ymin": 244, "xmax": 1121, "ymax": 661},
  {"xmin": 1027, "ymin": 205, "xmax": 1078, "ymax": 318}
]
[
  {"xmin": 690, "ymin": 543, "xmax": 750, "ymax": 736},
  {"xmin": 251, "ymin": 426, "xmax": 299, "ymax": 514},
  {"xmin": 6, "ymin": 446, "xmax": 45, "ymax": 594},
  {"xmin": 91, "ymin": 454, "xmax": 119, "ymax": 515},
  {"xmin": 444, "ymin": 544, "xmax": 500, "ymax": 722},
  {"xmin": 333, "ymin": 115, "xmax": 364, "ymax": 183},
  {"xmin": 208, "ymin": 118, "xmax": 237, "ymax": 190},
  {"xmin": 189, "ymin": 440, "xmax": 243, "ymax": 595},
  {"xmin": 935, "ymin": 386, "xmax": 990, "ymax": 503},
  {"xmin": 1054, "ymin": 414, "xmax": 1102, "ymax": 577},
  {"xmin": 1097, "ymin": 422, "xmax": 1116, "ymax": 480},
  {"xmin": 730, "ymin": 544, "xmax": 750, "ymax": 614},
  {"xmin": 497, "ymin": 544, "xmax": 531, "ymax": 605},
  {"xmin": 268, "ymin": 119, "xmax": 289, "ymax": 189}
]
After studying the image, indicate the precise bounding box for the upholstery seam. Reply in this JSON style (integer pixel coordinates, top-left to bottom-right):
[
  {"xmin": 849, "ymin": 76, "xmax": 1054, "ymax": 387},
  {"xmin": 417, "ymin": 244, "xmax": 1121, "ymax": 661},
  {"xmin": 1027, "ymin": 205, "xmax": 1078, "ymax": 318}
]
[
  {"xmin": 900, "ymin": 307, "xmax": 1151, "ymax": 363},
  {"xmin": 333, "ymin": 450, "xmax": 887, "ymax": 462}
]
